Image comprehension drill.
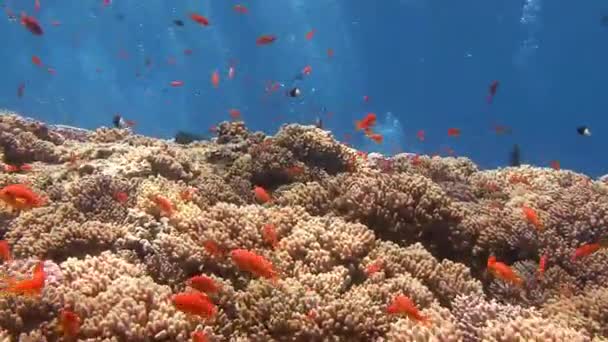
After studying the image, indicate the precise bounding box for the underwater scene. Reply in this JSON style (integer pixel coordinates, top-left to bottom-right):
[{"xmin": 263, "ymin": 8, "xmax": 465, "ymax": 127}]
[{"xmin": 1, "ymin": 0, "xmax": 608, "ymax": 341}]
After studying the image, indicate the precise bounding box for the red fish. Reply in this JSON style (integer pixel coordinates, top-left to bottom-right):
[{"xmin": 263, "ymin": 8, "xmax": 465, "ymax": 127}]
[
  {"xmin": 365, "ymin": 259, "xmax": 383, "ymax": 276},
  {"xmin": 363, "ymin": 95, "xmax": 369, "ymax": 102},
  {"xmin": 256, "ymin": 35, "xmax": 277, "ymax": 45},
  {"xmin": 571, "ymin": 240, "xmax": 608, "ymax": 261},
  {"xmin": 1, "ymin": 260, "xmax": 46, "ymax": 296},
  {"xmin": 327, "ymin": 48, "xmax": 334, "ymax": 57},
  {"xmin": 211, "ymin": 70, "xmax": 220, "ymax": 88},
  {"xmin": 31, "ymin": 55, "xmax": 42, "ymax": 66},
  {"xmin": 51, "ymin": 20, "xmax": 61, "ymax": 26},
  {"xmin": 192, "ymin": 331, "xmax": 209, "ymax": 342},
  {"xmin": 230, "ymin": 249, "xmax": 278, "ymax": 283},
  {"xmin": 253, "ymin": 186, "xmax": 271, "ymax": 204},
  {"xmin": 190, "ymin": 13, "xmax": 210, "ymax": 26},
  {"xmin": 355, "ymin": 113, "xmax": 377, "ymax": 131},
  {"xmin": 58, "ymin": 309, "xmax": 81, "ymax": 338},
  {"xmin": 487, "ymin": 80, "xmax": 499, "ymax": 104},
  {"xmin": 150, "ymin": 195, "xmax": 174, "ymax": 217},
  {"xmin": 522, "ymin": 205, "xmax": 542, "ymax": 230},
  {"xmin": 114, "ymin": 191, "xmax": 128, "ymax": 204},
  {"xmin": 262, "ymin": 223, "xmax": 279, "ymax": 249},
  {"xmin": 170, "ymin": 80, "xmax": 184, "ymax": 87},
  {"xmin": 202, "ymin": 240, "xmax": 225, "ymax": 257},
  {"xmin": 233, "ymin": 5, "xmax": 248, "ymax": 14},
  {"xmin": 305, "ymin": 29, "xmax": 315, "ymax": 40},
  {"xmin": 367, "ymin": 132, "xmax": 384, "ymax": 144},
  {"xmin": 302, "ymin": 65, "xmax": 312, "ymax": 76},
  {"xmin": 34, "ymin": 0, "xmax": 41, "ymax": 11},
  {"xmin": 188, "ymin": 275, "xmax": 220, "ymax": 294},
  {"xmin": 0, "ymin": 240, "xmax": 12, "ymax": 263},
  {"xmin": 103, "ymin": 0, "xmax": 111, "ymax": 6},
  {"xmin": 537, "ymin": 254, "xmax": 547, "ymax": 279},
  {"xmin": 0, "ymin": 184, "xmax": 46, "ymax": 210},
  {"xmin": 172, "ymin": 292, "xmax": 217, "ymax": 318},
  {"xmin": 447, "ymin": 128, "xmax": 460, "ymax": 137},
  {"xmin": 550, "ymin": 160, "xmax": 560, "ymax": 170},
  {"xmin": 416, "ymin": 130, "xmax": 425, "ymax": 142},
  {"xmin": 386, "ymin": 295, "xmax": 430, "ymax": 325},
  {"xmin": 21, "ymin": 13, "xmax": 43, "ymax": 35},
  {"xmin": 229, "ymin": 108, "xmax": 240, "ymax": 120},
  {"xmin": 487, "ymin": 256, "xmax": 523, "ymax": 287}
]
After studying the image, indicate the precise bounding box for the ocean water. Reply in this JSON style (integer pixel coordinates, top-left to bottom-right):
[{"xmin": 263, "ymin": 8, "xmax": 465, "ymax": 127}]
[{"xmin": 1, "ymin": 0, "xmax": 607, "ymax": 176}]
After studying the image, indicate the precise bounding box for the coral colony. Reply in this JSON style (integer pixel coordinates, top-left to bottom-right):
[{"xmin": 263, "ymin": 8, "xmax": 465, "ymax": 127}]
[{"xmin": 0, "ymin": 112, "xmax": 606, "ymax": 340}]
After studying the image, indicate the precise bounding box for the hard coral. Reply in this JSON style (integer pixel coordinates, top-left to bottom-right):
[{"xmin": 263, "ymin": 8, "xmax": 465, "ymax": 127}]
[{"xmin": 0, "ymin": 114, "xmax": 605, "ymax": 340}]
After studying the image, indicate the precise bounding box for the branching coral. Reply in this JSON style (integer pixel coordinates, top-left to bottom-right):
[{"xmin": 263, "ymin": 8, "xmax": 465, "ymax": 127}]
[{"xmin": 0, "ymin": 114, "xmax": 606, "ymax": 341}]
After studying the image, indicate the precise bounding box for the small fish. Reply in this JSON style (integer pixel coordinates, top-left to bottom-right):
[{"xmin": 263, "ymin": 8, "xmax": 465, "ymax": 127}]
[
  {"xmin": 386, "ymin": 295, "xmax": 430, "ymax": 326},
  {"xmin": 170, "ymin": 80, "xmax": 184, "ymax": 87},
  {"xmin": 150, "ymin": 194, "xmax": 174, "ymax": 217},
  {"xmin": 447, "ymin": 128, "xmax": 460, "ymax": 137},
  {"xmin": 537, "ymin": 254, "xmax": 547, "ymax": 279},
  {"xmin": 256, "ymin": 35, "xmax": 277, "ymax": 45},
  {"xmin": 262, "ymin": 223, "xmax": 279, "ymax": 249},
  {"xmin": 364, "ymin": 259, "xmax": 383, "ymax": 276},
  {"xmin": 230, "ymin": 249, "xmax": 278, "ymax": 283},
  {"xmin": 367, "ymin": 132, "xmax": 383, "ymax": 144},
  {"xmin": 302, "ymin": 65, "xmax": 312, "ymax": 76},
  {"xmin": 20, "ymin": 13, "xmax": 43, "ymax": 35},
  {"xmin": 509, "ymin": 144, "xmax": 521, "ymax": 167},
  {"xmin": 180, "ymin": 187, "xmax": 197, "ymax": 201},
  {"xmin": 228, "ymin": 65, "xmax": 235, "ymax": 79},
  {"xmin": 190, "ymin": 13, "xmax": 209, "ymax": 26},
  {"xmin": 550, "ymin": 160, "xmax": 560, "ymax": 170},
  {"xmin": 233, "ymin": 4, "xmax": 248, "ymax": 14},
  {"xmin": 0, "ymin": 240, "xmax": 12, "ymax": 263},
  {"xmin": 172, "ymin": 292, "xmax": 217, "ymax": 318},
  {"xmin": 487, "ymin": 256, "xmax": 523, "ymax": 287},
  {"xmin": 211, "ymin": 70, "xmax": 220, "ymax": 88},
  {"xmin": 1, "ymin": 260, "xmax": 46, "ymax": 296},
  {"xmin": 112, "ymin": 114, "xmax": 135, "ymax": 129},
  {"xmin": 188, "ymin": 275, "xmax": 220, "ymax": 294},
  {"xmin": 487, "ymin": 80, "xmax": 499, "ymax": 104},
  {"xmin": 314, "ymin": 117, "xmax": 323, "ymax": 129},
  {"xmin": 103, "ymin": 0, "xmax": 111, "ymax": 6},
  {"xmin": 34, "ymin": 0, "xmax": 40, "ymax": 11},
  {"xmin": 114, "ymin": 191, "xmax": 128, "ymax": 204},
  {"xmin": 305, "ymin": 29, "xmax": 315, "ymax": 40},
  {"xmin": 287, "ymin": 87, "xmax": 301, "ymax": 98},
  {"xmin": 416, "ymin": 130, "xmax": 425, "ymax": 142},
  {"xmin": 522, "ymin": 205, "xmax": 542, "ymax": 230},
  {"xmin": 571, "ymin": 240, "xmax": 608, "ymax": 261},
  {"xmin": 173, "ymin": 19, "xmax": 184, "ymax": 26},
  {"xmin": 0, "ymin": 184, "xmax": 46, "ymax": 210},
  {"xmin": 192, "ymin": 331, "xmax": 209, "ymax": 342},
  {"xmin": 31, "ymin": 55, "xmax": 42, "ymax": 66},
  {"xmin": 202, "ymin": 240, "xmax": 225, "ymax": 257},
  {"xmin": 577, "ymin": 126, "xmax": 591, "ymax": 136},
  {"xmin": 253, "ymin": 186, "xmax": 271, "ymax": 204},
  {"xmin": 355, "ymin": 113, "xmax": 377, "ymax": 131},
  {"xmin": 58, "ymin": 309, "xmax": 81, "ymax": 338},
  {"xmin": 327, "ymin": 48, "xmax": 334, "ymax": 57},
  {"xmin": 229, "ymin": 108, "xmax": 240, "ymax": 119},
  {"xmin": 183, "ymin": 49, "xmax": 193, "ymax": 55},
  {"xmin": 50, "ymin": 20, "xmax": 61, "ymax": 26}
]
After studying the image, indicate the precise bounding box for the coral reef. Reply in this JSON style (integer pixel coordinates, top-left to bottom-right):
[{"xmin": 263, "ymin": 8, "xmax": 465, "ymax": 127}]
[{"xmin": 0, "ymin": 112, "xmax": 607, "ymax": 340}]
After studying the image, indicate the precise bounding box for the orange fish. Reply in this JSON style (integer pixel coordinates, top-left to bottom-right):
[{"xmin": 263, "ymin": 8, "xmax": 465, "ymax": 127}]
[
  {"xmin": 170, "ymin": 80, "xmax": 184, "ymax": 87},
  {"xmin": 550, "ymin": 160, "xmax": 560, "ymax": 170},
  {"xmin": 0, "ymin": 184, "xmax": 46, "ymax": 210},
  {"xmin": 355, "ymin": 113, "xmax": 377, "ymax": 131},
  {"xmin": 229, "ymin": 108, "xmax": 240, "ymax": 119},
  {"xmin": 571, "ymin": 240, "xmax": 608, "ymax": 261},
  {"xmin": 0, "ymin": 240, "xmax": 11, "ymax": 263},
  {"xmin": 192, "ymin": 331, "xmax": 209, "ymax": 342},
  {"xmin": 487, "ymin": 256, "xmax": 523, "ymax": 287},
  {"xmin": 253, "ymin": 186, "xmax": 271, "ymax": 204},
  {"xmin": 150, "ymin": 195, "xmax": 174, "ymax": 217},
  {"xmin": 58, "ymin": 309, "xmax": 81, "ymax": 338},
  {"xmin": 302, "ymin": 65, "xmax": 312, "ymax": 76},
  {"xmin": 172, "ymin": 292, "xmax": 217, "ymax": 318},
  {"xmin": 202, "ymin": 240, "xmax": 225, "ymax": 257},
  {"xmin": 2, "ymin": 260, "xmax": 46, "ymax": 296},
  {"xmin": 522, "ymin": 205, "xmax": 542, "ymax": 230},
  {"xmin": 188, "ymin": 275, "xmax": 220, "ymax": 294},
  {"xmin": 537, "ymin": 254, "xmax": 547, "ymax": 279},
  {"xmin": 447, "ymin": 128, "xmax": 460, "ymax": 137},
  {"xmin": 230, "ymin": 249, "xmax": 278, "ymax": 283},
  {"xmin": 190, "ymin": 13, "xmax": 210, "ymax": 26},
  {"xmin": 256, "ymin": 35, "xmax": 277, "ymax": 45},
  {"xmin": 114, "ymin": 191, "xmax": 128, "ymax": 204},
  {"xmin": 20, "ymin": 13, "xmax": 43, "ymax": 35},
  {"xmin": 31, "ymin": 55, "xmax": 42, "ymax": 66},
  {"xmin": 262, "ymin": 223, "xmax": 279, "ymax": 249},
  {"xmin": 211, "ymin": 70, "xmax": 220, "ymax": 88},
  {"xmin": 386, "ymin": 295, "xmax": 430, "ymax": 326},
  {"xmin": 233, "ymin": 5, "xmax": 248, "ymax": 14},
  {"xmin": 365, "ymin": 259, "xmax": 383, "ymax": 276},
  {"xmin": 305, "ymin": 29, "xmax": 315, "ymax": 40},
  {"xmin": 416, "ymin": 130, "xmax": 425, "ymax": 142},
  {"xmin": 367, "ymin": 132, "xmax": 383, "ymax": 144}
]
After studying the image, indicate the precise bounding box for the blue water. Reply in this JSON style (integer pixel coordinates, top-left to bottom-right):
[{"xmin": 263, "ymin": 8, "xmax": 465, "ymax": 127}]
[{"xmin": 1, "ymin": 0, "xmax": 607, "ymax": 176}]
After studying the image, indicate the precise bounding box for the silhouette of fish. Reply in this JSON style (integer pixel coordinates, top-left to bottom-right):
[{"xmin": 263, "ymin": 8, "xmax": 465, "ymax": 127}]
[{"xmin": 509, "ymin": 144, "xmax": 521, "ymax": 167}]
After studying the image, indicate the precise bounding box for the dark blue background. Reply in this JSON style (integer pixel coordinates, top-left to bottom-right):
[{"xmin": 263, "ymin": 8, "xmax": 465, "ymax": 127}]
[{"xmin": 1, "ymin": 0, "xmax": 606, "ymax": 176}]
